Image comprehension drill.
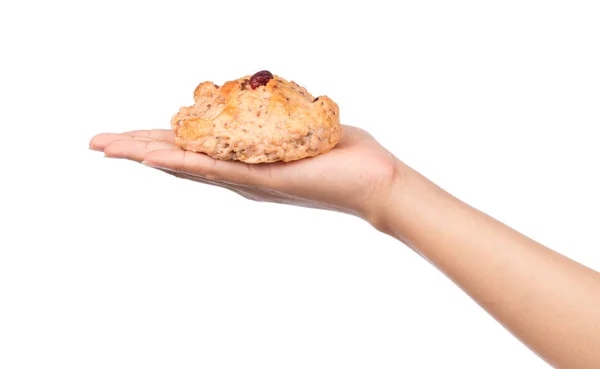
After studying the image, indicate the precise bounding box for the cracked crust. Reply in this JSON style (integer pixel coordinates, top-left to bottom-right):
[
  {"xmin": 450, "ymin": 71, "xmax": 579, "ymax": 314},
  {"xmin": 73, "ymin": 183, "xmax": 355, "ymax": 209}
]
[{"xmin": 170, "ymin": 73, "xmax": 342, "ymax": 163}]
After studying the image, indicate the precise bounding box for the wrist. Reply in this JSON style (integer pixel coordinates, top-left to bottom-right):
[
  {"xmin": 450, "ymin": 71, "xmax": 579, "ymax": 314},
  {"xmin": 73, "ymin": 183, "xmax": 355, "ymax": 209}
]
[
  {"xmin": 363, "ymin": 158, "xmax": 412, "ymax": 237},
  {"xmin": 365, "ymin": 160, "xmax": 450, "ymax": 245}
]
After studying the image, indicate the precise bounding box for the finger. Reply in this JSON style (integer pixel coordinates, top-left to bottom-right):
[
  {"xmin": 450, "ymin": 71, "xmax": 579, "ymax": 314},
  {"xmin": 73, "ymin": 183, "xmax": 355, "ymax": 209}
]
[
  {"xmin": 104, "ymin": 139, "xmax": 180, "ymax": 162},
  {"xmin": 90, "ymin": 133, "xmax": 156, "ymax": 151},
  {"xmin": 120, "ymin": 129, "xmax": 176, "ymax": 144},
  {"xmin": 155, "ymin": 168, "xmax": 263, "ymax": 201},
  {"xmin": 142, "ymin": 149, "xmax": 268, "ymax": 186},
  {"xmin": 90, "ymin": 133, "xmax": 126, "ymax": 151},
  {"xmin": 89, "ymin": 130, "xmax": 176, "ymax": 151}
]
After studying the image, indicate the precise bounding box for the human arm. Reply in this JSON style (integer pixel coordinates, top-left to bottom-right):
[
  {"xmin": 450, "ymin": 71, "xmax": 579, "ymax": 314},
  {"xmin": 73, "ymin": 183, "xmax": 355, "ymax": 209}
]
[
  {"xmin": 90, "ymin": 125, "xmax": 600, "ymax": 368},
  {"xmin": 376, "ymin": 163, "xmax": 600, "ymax": 369}
]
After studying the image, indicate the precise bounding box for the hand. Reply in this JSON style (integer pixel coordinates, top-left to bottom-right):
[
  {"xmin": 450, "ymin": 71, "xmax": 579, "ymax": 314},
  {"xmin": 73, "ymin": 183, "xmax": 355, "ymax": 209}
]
[{"xmin": 89, "ymin": 125, "xmax": 401, "ymax": 223}]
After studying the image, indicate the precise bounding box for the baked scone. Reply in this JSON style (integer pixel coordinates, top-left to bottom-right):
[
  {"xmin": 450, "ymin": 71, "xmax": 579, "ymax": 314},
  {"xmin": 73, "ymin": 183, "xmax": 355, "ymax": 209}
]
[{"xmin": 170, "ymin": 70, "xmax": 342, "ymax": 163}]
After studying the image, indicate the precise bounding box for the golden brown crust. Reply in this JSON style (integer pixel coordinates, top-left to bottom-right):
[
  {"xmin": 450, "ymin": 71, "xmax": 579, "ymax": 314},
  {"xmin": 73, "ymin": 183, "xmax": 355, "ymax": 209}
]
[{"xmin": 170, "ymin": 73, "xmax": 342, "ymax": 163}]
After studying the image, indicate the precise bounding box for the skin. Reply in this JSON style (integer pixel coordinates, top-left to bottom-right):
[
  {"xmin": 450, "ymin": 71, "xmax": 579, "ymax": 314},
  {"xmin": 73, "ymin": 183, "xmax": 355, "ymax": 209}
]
[{"xmin": 90, "ymin": 125, "xmax": 600, "ymax": 368}]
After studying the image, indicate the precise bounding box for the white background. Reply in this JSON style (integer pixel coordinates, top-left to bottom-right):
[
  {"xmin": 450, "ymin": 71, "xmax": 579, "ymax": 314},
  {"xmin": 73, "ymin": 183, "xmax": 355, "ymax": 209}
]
[{"xmin": 1, "ymin": 1, "xmax": 599, "ymax": 368}]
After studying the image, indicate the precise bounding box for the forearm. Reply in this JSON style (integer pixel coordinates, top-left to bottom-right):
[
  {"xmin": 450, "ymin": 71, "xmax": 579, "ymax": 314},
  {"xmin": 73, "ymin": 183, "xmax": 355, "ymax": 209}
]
[{"xmin": 377, "ymin": 162, "xmax": 600, "ymax": 369}]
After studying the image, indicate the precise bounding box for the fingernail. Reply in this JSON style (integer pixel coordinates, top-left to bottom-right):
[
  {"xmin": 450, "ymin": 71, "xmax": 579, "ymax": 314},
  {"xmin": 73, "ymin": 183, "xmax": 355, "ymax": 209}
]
[{"xmin": 141, "ymin": 161, "xmax": 155, "ymax": 167}]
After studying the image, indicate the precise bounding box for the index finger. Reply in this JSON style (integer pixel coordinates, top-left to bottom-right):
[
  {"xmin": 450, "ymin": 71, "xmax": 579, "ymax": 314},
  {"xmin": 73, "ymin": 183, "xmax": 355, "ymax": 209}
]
[
  {"xmin": 89, "ymin": 129, "xmax": 175, "ymax": 151},
  {"xmin": 121, "ymin": 129, "xmax": 176, "ymax": 143}
]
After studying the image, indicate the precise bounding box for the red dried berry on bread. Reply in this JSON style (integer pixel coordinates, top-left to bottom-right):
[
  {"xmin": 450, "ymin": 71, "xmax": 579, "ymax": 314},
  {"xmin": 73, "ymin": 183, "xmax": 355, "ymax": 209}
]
[{"xmin": 250, "ymin": 70, "xmax": 274, "ymax": 89}]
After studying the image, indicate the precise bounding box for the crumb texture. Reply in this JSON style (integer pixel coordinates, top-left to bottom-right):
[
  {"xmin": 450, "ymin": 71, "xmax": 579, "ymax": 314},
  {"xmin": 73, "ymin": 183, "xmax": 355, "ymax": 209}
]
[{"xmin": 171, "ymin": 72, "xmax": 342, "ymax": 163}]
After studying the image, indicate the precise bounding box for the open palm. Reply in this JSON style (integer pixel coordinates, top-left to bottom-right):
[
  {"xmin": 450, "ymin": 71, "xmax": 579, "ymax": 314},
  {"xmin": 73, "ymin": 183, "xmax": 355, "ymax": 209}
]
[{"xmin": 90, "ymin": 125, "xmax": 399, "ymax": 221}]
